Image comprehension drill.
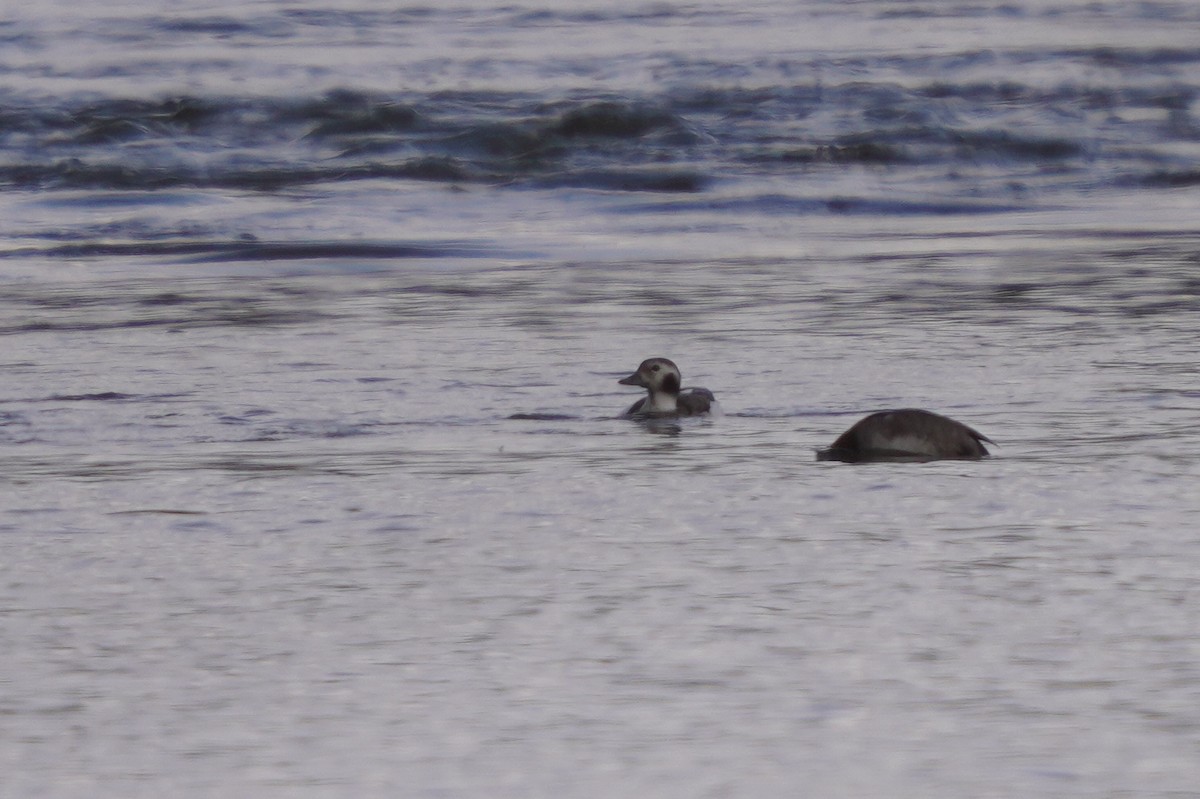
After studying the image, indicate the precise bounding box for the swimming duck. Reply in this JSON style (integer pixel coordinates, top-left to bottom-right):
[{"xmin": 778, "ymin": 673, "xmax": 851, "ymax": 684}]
[
  {"xmin": 618, "ymin": 357, "xmax": 717, "ymax": 418},
  {"xmin": 817, "ymin": 408, "xmax": 993, "ymax": 462}
]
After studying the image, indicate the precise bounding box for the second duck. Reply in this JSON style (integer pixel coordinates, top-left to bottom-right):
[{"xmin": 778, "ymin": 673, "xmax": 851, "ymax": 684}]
[{"xmin": 817, "ymin": 408, "xmax": 993, "ymax": 462}]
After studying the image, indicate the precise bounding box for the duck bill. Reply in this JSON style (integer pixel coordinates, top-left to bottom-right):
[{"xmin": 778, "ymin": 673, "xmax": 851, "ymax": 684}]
[{"xmin": 618, "ymin": 372, "xmax": 646, "ymax": 387}]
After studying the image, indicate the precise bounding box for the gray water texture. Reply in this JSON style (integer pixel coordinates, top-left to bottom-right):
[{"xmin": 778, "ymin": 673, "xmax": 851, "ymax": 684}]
[{"xmin": 3, "ymin": 1, "xmax": 1200, "ymax": 797}]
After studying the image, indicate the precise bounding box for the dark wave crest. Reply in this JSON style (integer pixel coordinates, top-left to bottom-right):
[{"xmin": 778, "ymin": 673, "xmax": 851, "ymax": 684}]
[{"xmin": 1, "ymin": 68, "xmax": 1192, "ymax": 199}]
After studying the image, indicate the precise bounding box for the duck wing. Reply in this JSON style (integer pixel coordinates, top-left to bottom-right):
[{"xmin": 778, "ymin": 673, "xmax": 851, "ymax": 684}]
[{"xmin": 677, "ymin": 387, "xmax": 716, "ymax": 416}]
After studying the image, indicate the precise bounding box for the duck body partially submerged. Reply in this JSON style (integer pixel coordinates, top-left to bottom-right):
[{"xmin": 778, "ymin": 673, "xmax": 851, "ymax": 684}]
[{"xmin": 817, "ymin": 408, "xmax": 993, "ymax": 463}]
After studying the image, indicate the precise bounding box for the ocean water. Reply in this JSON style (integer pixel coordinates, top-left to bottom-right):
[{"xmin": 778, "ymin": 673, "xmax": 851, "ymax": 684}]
[{"xmin": 3, "ymin": 1, "xmax": 1200, "ymax": 796}]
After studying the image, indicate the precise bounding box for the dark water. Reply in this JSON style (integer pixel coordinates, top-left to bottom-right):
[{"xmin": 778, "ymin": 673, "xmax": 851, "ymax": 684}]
[{"xmin": 3, "ymin": 2, "xmax": 1200, "ymax": 797}]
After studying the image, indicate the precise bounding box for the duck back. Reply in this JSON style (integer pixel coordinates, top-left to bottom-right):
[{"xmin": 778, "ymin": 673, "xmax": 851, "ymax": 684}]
[{"xmin": 818, "ymin": 409, "xmax": 992, "ymax": 462}]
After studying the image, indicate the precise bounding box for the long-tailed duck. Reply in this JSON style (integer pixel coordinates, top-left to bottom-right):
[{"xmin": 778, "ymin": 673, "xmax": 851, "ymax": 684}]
[
  {"xmin": 817, "ymin": 408, "xmax": 992, "ymax": 462},
  {"xmin": 618, "ymin": 357, "xmax": 717, "ymax": 418}
]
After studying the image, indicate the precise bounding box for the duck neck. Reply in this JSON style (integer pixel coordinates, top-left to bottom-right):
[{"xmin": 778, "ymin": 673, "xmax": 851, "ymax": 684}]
[{"xmin": 644, "ymin": 389, "xmax": 679, "ymax": 413}]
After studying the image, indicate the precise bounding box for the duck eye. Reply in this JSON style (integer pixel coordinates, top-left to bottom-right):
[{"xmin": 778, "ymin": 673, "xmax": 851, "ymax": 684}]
[{"xmin": 650, "ymin": 364, "xmax": 660, "ymax": 372}]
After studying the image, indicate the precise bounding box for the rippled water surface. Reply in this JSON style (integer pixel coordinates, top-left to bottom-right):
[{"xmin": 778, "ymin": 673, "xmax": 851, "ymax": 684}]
[{"xmin": 3, "ymin": 1, "xmax": 1200, "ymax": 797}]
